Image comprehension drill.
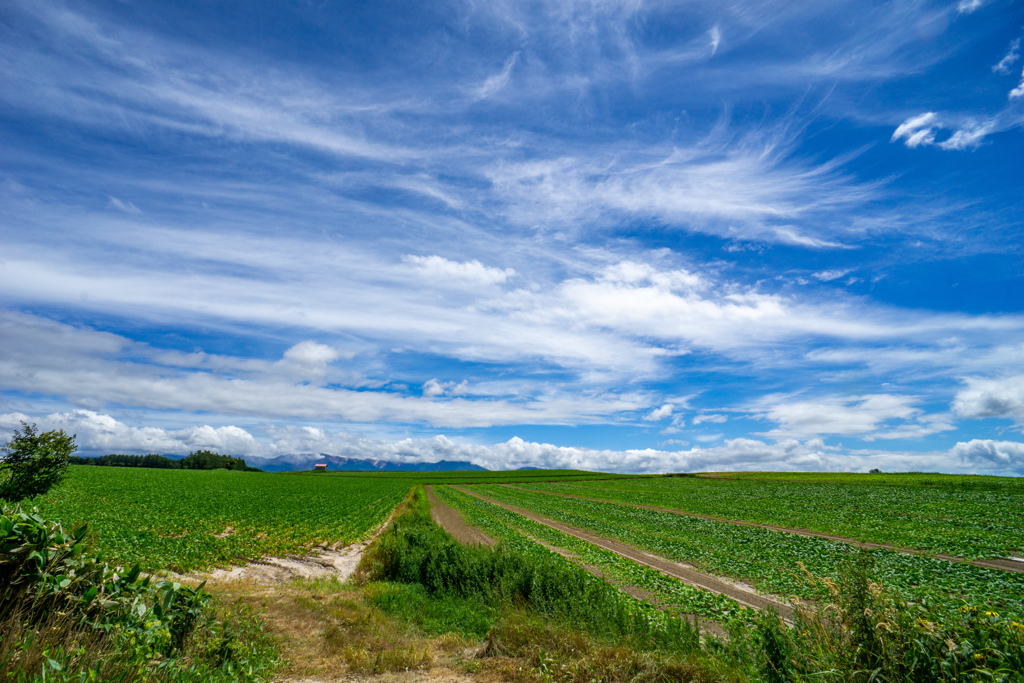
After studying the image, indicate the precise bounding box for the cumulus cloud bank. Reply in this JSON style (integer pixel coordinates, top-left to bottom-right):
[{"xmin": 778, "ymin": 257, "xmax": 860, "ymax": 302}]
[
  {"xmin": 3, "ymin": 409, "xmax": 1020, "ymax": 475},
  {"xmin": 953, "ymin": 375, "xmax": 1024, "ymax": 427}
]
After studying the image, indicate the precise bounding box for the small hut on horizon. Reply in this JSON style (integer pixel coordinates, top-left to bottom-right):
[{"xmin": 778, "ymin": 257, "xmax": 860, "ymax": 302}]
[{"xmin": 313, "ymin": 463, "xmax": 328, "ymax": 471}]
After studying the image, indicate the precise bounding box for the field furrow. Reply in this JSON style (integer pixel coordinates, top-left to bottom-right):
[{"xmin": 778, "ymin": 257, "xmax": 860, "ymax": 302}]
[
  {"xmin": 507, "ymin": 484, "xmax": 1024, "ymax": 573},
  {"xmin": 513, "ymin": 476, "xmax": 1024, "ymax": 560},
  {"xmin": 434, "ymin": 484, "xmax": 757, "ymax": 625},
  {"xmin": 471, "ymin": 482, "xmax": 1024, "ymax": 624}
]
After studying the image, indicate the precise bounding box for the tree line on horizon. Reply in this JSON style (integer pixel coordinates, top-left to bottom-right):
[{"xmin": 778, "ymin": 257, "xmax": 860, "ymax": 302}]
[{"xmin": 69, "ymin": 449, "xmax": 261, "ymax": 472}]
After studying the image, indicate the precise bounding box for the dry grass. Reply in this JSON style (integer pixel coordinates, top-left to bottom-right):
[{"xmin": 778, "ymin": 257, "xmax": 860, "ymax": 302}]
[
  {"xmin": 0, "ymin": 607, "xmax": 113, "ymax": 679},
  {"xmin": 215, "ymin": 578, "xmax": 482, "ymax": 681},
  {"xmin": 213, "ymin": 576, "xmax": 739, "ymax": 683},
  {"xmin": 480, "ymin": 610, "xmax": 737, "ymax": 683}
]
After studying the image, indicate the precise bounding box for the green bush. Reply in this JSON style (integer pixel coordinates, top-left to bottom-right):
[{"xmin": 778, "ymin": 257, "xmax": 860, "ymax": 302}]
[
  {"xmin": 0, "ymin": 423, "xmax": 76, "ymax": 502},
  {"xmin": 0, "ymin": 504, "xmax": 279, "ymax": 681}
]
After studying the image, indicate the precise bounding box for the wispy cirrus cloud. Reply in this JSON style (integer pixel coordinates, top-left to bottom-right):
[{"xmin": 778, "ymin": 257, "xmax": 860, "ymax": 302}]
[
  {"xmin": 2, "ymin": 0, "xmax": 1022, "ymax": 472},
  {"xmin": 993, "ymin": 39, "xmax": 1021, "ymax": 75}
]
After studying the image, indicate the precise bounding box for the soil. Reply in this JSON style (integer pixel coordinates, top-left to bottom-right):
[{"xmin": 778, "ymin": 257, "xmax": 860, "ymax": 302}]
[
  {"xmin": 282, "ymin": 670, "xmax": 487, "ymax": 683},
  {"xmin": 450, "ymin": 485, "xmax": 795, "ymax": 621},
  {"xmin": 502, "ymin": 485, "xmax": 1024, "ymax": 575},
  {"xmin": 196, "ymin": 543, "xmax": 368, "ymax": 584},
  {"xmin": 424, "ymin": 485, "xmax": 496, "ymax": 546}
]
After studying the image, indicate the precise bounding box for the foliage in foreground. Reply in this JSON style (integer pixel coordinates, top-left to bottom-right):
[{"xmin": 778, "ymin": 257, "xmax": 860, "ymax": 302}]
[
  {"xmin": 1, "ymin": 423, "xmax": 76, "ymax": 503},
  {"xmin": 0, "ymin": 504, "xmax": 279, "ymax": 682}
]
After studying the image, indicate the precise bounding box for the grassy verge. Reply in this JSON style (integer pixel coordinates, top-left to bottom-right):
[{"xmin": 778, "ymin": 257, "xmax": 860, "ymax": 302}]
[{"xmin": 0, "ymin": 504, "xmax": 279, "ymax": 682}]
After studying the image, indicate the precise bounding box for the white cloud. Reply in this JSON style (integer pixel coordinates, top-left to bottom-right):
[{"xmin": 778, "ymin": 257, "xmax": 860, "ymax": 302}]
[
  {"xmin": 938, "ymin": 121, "xmax": 995, "ymax": 150},
  {"xmin": 422, "ymin": 378, "xmax": 471, "ymax": 398},
  {"xmin": 755, "ymin": 393, "xmax": 954, "ymax": 441},
  {"xmin": 956, "ymin": 0, "xmax": 983, "ymax": 13},
  {"xmin": 692, "ymin": 413, "xmax": 727, "ymax": 425},
  {"xmin": 953, "ymin": 374, "xmax": 1024, "ymax": 426},
  {"xmin": 813, "ymin": 269, "xmax": 852, "ymax": 282},
  {"xmin": 708, "ymin": 26, "xmax": 721, "ymax": 56},
  {"xmin": 0, "ymin": 409, "xmax": 258, "ymax": 455},
  {"xmin": 486, "ymin": 139, "xmax": 883, "ymax": 247},
  {"xmin": 891, "ymin": 112, "xmax": 938, "ymax": 148},
  {"xmin": 280, "ymin": 341, "xmax": 343, "ymax": 379},
  {"xmin": 993, "ymin": 39, "xmax": 1020, "ymax": 75},
  {"xmin": 5, "ymin": 409, "xmax": 1022, "ymax": 475},
  {"xmin": 107, "ymin": 196, "xmax": 141, "ymax": 214},
  {"xmin": 473, "ymin": 51, "xmax": 520, "ymax": 101},
  {"xmin": 643, "ymin": 404, "xmax": 673, "ymax": 421},
  {"xmin": 952, "ymin": 439, "xmax": 1024, "ymax": 469},
  {"xmin": 893, "ymin": 112, "xmax": 1002, "ymax": 151},
  {"xmin": 1010, "ymin": 68, "xmax": 1024, "ymax": 99},
  {"xmin": 0, "ymin": 311, "xmax": 651, "ymax": 428},
  {"xmin": 403, "ymin": 255, "xmax": 516, "ymax": 286}
]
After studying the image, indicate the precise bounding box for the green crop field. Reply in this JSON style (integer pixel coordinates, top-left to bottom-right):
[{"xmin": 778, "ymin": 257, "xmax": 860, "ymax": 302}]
[
  {"xmin": 24, "ymin": 466, "xmax": 627, "ymax": 573},
  {"xmin": 434, "ymin": 485, "xmax": 746, "ymax": 622},
  {"xmin": 293, "ymin": 468, "xmax": 630, "ymax": 484},
  {"xmin": 704, "ymin": 471, "xmax": 1024, "ymax": 490},
  {"xmin": 512, "ymin": 474, "xmax": 1024, "ymax": 560},
  {"xmin": 13, "ymin": 465, "xmax": 1024, "ymax": 681},
  {"xmin": 470, "ymin": 483, "xmax": 1024, "ymax": 625},
  {"xmin": 31, "ymin": 465, "xmax": 413, "ymax": 572}
]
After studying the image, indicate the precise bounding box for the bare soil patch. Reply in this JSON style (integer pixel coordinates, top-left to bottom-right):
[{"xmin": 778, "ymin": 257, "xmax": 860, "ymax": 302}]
[
  {"xmin": 424, "ymin": 486, "xmax": 495, "ymax": 547},
  {"xmin": 506, "ymin": 486, "xmax": 1024, "ymax": 575},
  {"xmin": 282, "ymin": 672, "xmax": 485, "ymax": 683},
  {"xmin": 197, "ymin": 544, "xmax": 369, "ymax": 584},
  {"xmin": 452, "ymin": 486, "xmax": 794, "ymax": 621}
]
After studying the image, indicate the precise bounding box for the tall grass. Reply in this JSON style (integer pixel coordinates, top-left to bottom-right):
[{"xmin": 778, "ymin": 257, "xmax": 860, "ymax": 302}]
[{"xmin": 360, "ymin": 486, "xmax": 706, "ymax": 652}]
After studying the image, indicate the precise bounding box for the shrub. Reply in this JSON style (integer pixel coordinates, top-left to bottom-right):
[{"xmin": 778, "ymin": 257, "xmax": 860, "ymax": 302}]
[
  {"xmin": 0, "ymin": 422, "xmax": 76, "ymax": 502},
  {"xmin": 0, "ymin": 503, "xmax": 279, "ymax": 681}
]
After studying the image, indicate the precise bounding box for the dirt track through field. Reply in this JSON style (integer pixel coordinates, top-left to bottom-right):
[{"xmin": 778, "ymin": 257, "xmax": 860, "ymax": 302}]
[
  {"xmin": 425, "ymin": 485, "xmax": 496, "ymax": 546},
  {"xmin": 499, "ymin": 485, "xmax": 1024, "ymax": 575},
  {"xmin": 449, "ymin": 485, "xmax": 794, "ymax": 620}
]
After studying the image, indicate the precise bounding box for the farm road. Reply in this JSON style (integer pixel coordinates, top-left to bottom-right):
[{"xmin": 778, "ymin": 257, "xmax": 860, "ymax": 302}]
[
  {"xmin": 449, "ymin": 485, "xmax": 794, "ymax": 620},
  {"xmin": 499, "ymin": 485, "xmax": 1024, "ymax": 575},
  {"xmin": 424, "ymin": 485, "xmax": 495, "ymax": 546}
]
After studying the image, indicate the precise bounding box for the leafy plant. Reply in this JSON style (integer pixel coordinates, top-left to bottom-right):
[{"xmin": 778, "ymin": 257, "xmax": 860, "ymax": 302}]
[{"xmin": 0, "ymin": 422, "xmax": 76, "ymax": 502}]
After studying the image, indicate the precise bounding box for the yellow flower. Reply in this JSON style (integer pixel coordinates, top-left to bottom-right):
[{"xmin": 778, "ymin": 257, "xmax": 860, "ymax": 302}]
[{"xmin": 974, "ymin": 653, "xmax": 984, "ymax": 662}]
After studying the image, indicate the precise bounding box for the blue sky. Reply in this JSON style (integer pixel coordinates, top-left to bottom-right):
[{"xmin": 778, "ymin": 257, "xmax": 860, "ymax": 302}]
[{"xmin": 2, "ymin": 0, "xmax": 1023, "ymax": 473}]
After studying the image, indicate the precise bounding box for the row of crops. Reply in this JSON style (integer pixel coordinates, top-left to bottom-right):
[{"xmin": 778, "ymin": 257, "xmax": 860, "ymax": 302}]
[
  {"xmin": 469, "ymin": 483, "xmax": 1024, "ymax": 625},
  {"xmin": 32, "ymin": 466, "xmax": 413, "ymax": 572},
  {"xmin": 296, "ymin": 468, "xmax": 630, "ymax": 483},
  {"xmin": 515, "ymin": 475, "xmax": 1024, "ymax": 560},
  {"xmin": 434, "ymin": 485, "xmax": 750, "ymax": 624}
]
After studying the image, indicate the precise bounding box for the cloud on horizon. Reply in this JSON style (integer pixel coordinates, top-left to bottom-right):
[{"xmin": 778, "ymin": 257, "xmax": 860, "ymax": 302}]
[{"xmin": 4, "ymin": 409, "xmax": 1022, "ymax": 475}]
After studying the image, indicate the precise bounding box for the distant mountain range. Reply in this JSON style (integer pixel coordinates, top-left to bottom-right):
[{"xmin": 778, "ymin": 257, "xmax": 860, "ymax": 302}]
[
  {"xmin": 75, "ymin": 451, "xmax": 490, "ymax": 473},
  {"xmin": 247, "ymin": 453, "xmax": 488, "ymax": 473}
]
